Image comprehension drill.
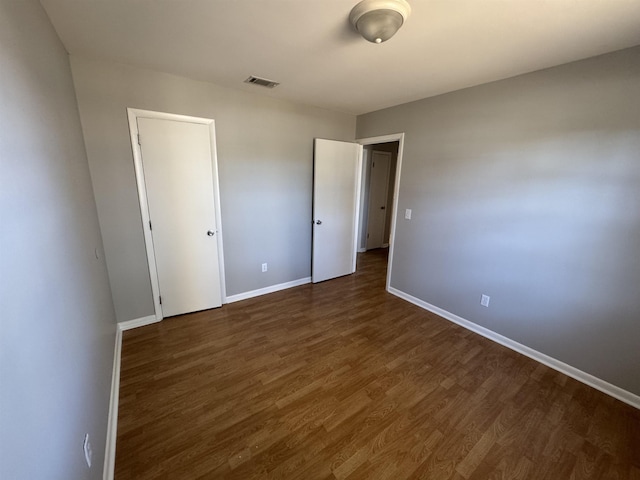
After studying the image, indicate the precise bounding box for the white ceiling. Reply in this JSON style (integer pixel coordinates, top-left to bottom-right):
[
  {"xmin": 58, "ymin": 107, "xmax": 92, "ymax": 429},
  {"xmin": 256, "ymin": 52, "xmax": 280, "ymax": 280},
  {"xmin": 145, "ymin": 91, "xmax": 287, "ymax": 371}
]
[{"xmin": 40, "ymin": 0, "xmax": 640, "ymax": 115}]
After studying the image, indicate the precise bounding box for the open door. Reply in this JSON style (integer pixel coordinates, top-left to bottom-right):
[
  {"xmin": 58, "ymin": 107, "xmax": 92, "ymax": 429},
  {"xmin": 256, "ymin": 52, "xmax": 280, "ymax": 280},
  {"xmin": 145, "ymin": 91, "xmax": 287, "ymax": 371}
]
[{"xmin": 312, "ymin": 139, "xmax": 362, "ymax": 283}]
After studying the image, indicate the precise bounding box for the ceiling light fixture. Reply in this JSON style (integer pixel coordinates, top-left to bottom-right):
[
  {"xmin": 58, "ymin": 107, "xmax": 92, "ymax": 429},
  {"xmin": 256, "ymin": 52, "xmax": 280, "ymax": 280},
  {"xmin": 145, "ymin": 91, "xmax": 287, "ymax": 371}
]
[{"xmin": 349, "ymin": 0, "xmax": 411, "ymax": 44}]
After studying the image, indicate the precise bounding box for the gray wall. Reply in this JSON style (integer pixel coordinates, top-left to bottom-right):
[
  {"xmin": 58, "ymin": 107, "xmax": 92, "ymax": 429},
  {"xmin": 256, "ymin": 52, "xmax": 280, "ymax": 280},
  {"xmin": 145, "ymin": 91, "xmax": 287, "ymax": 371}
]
[
  {"xmin": 70, "ymin": 57, "xmax": 356, "ymax": 322},
  {"xmin": 357, "ymin": 46, "xmax": 640, "ymax": 396},
  {"xmin": 0, "ymin": 1, "xmax": 117, "ymax": 478}
]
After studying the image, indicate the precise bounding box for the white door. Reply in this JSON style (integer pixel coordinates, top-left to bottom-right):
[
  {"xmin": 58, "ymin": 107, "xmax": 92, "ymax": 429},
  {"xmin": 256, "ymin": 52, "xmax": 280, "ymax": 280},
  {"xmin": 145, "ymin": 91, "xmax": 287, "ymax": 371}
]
[
  {"xmin": 366, "ymin": 151, "xmax": 391, "ymax": 250},
  {"xmin": 312, "ymin": 139, "xmax": 362, "ymax": 283},
  {"xmin": 137, "ymin": 117, "xmax": 222, "ymax": 317}
]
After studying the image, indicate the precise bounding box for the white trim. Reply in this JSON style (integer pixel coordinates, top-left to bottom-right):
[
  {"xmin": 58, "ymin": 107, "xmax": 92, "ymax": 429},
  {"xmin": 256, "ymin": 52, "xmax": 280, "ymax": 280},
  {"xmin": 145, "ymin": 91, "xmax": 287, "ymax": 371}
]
[
  {"xmin": 388, "ymin": 286, "xmax": 640, "ymax": 410},
  {"xmin": 357, "ymin": 247, "xmax": 367, "ymax": 253},
  {"xmin": 357, "ymin": 147, "xmax": 370, "ymax": 251},
  {"xmin": 382, "ymin": 243, "xmax": 389, "ymax": 248},
  {"xmin": 208, "ymin": 118, "xmax": 227, "ymax": 303},
  {"xmin": 127, "ymin": 109, "xmax": 162, "ymax": 319},
  {"xmin": 357, "ymin": 133, "xmax": 405, "ymax": 145},
  {"xmin": 226, "ymin": 277, "xmax": 311, "ymax": 304},
  {"xmin": 103, "ymin": 314, "xmax": 163, "ymax": 478},
  {"xmin": 118, "ymin": 315, "xmax": 159, "ymax": 331},
  {"xmin": 103, "ymin": 329, "xmax": 122, "ymax": 480},
  {"xmin": 356, "ymin": 133, "xmax": 405, "ymax": 292},
  {"xmin": 352, "ymin": 145, "xmax": 364, "ymax": 273},
  {"xmin": 103, "ymin": 314, "xmax": 163, "ymax": 479}
]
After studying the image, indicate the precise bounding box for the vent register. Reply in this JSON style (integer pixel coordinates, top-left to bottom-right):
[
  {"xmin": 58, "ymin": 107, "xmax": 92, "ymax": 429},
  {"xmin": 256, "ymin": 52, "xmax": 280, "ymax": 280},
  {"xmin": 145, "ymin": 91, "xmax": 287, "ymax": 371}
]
[{"xmin": 244, "ymin": 75, "xmax": 280, "ymax": 88}]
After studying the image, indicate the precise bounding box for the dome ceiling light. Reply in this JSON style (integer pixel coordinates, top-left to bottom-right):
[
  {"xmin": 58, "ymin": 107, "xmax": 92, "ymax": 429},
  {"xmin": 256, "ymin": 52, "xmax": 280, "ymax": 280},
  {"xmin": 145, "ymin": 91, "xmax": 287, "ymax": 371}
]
[{"xmin": 349, "ymin": 0, "xmax": 411, "ymax": 44}]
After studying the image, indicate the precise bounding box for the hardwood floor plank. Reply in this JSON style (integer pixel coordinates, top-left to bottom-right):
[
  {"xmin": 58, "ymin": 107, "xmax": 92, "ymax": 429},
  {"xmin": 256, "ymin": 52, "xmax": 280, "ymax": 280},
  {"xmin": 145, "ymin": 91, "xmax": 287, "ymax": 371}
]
[{"xmin": 115, "ymin": 248, "xmax": 640, "ymax": 479}]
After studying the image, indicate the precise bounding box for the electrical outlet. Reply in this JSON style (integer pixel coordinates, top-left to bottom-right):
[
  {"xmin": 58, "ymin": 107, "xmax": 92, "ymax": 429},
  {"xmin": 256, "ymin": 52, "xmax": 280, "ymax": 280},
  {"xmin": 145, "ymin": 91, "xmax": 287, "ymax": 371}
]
[
  {"xmin": 261, "ymin": 263, "xmax": 268, "ymax": 273},
  {"xmin": 404, "ymin": 209, "xmax": 412, "ymax": 220},
  {"xmin": 83, "ymin": 433, "xmax": 92, "ymax": 468},
  {"xmin": 481, "ymin": 294, "xmax": 490, "ymax": 307}
]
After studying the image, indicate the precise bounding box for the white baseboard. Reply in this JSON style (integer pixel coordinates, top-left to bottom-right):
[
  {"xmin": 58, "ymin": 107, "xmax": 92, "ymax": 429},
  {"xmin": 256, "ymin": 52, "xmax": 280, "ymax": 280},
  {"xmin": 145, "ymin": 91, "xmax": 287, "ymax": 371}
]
[
  {"xmin": 103, "ymin": 328, "xmax": 122, "ymax": 480},
  {"xmin": 388, "ymin": 287, "xmax": 640, "ymax": 410},
  {"xmin": 357, "ymin": 247, "xmax": 367, "ymax": 253},
  {"xmin": 226, "ymin": 277, "xmax": 311, "ymax": 303},
  {"xmin": 382, "ymin": 243, "xmax": 389, "ymax": 248},
  {"xmin": 104, "ymin": 314, "xmax": 156, "ymax": 478},
  {"xmin": 118, "ymin": 314, "xmax": 159, "ymax": 331}
]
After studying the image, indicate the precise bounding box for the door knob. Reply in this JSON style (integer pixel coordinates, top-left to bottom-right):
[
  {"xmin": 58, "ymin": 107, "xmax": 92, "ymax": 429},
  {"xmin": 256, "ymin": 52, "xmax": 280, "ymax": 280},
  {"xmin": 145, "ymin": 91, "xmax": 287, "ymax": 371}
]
[
  {"xmin": 316, "ymin": 220, "xmax": 322, "ymax": 225},
  {"xmin": 207, "ymin": 230, "xmax": 215, "ymax": 236},
  {"xmin": 380, "ymin": 206, "xmax": 385, "ymax": 210}
]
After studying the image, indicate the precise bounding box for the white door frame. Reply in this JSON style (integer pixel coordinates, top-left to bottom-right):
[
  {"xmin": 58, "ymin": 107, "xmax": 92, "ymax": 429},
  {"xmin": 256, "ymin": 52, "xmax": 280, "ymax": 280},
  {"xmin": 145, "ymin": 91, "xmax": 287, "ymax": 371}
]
[
  {"xmin": 127, "ymin": 108, "xmax": 227, "ymax": 320},
  {"xmin": 356, "ymin": 133, "xmax": 405, "ymax": 292}
]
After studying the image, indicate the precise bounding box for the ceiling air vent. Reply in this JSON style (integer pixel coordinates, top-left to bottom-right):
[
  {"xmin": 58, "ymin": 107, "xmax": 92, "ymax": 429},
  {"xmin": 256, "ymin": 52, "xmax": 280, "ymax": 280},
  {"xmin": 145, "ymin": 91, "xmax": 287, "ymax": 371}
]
[{"xmin": 244, "ymin": 75, "xmax": 280, "ymax": 89}]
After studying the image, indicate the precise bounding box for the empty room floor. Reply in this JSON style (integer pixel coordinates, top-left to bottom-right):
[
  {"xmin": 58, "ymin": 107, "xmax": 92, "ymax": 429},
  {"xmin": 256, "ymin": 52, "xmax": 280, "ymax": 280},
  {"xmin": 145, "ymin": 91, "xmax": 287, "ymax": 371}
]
[{"xmin": 115, "ymin": 249, "xmax": 640, "ymax": 479}]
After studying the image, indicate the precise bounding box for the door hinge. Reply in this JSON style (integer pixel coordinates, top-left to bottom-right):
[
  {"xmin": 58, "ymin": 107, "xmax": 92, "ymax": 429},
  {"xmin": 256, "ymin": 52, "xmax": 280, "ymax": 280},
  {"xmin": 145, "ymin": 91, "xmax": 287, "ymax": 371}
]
[
  {"xmin": 149, "ymin": 220, "xmax": 152, "ymax": 231},
  {"xmin": 367, "ymin": 233, "xmax": 369, "ymax": 238},
  {"xmin": 159, "ymin": 295, "xmax": 162, "ymax": 305},
  {"xmin": 372, "ymin": 161, "xmax": 375, "ymax": 167},
  {"xmin": 137, "ymin": 134, "xmax": 141, "ymax": 146}
]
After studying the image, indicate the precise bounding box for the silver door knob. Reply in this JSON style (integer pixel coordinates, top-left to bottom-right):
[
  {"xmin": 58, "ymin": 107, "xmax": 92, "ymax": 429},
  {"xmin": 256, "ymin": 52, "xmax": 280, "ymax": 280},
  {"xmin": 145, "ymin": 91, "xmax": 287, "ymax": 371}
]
[
  {"xmin": 316, "ymin": 220, "xmax": 322, "ymax": 225},
  {"xmin": 207, "ymin": 230, "xmax": 215, "ymax": 236}
]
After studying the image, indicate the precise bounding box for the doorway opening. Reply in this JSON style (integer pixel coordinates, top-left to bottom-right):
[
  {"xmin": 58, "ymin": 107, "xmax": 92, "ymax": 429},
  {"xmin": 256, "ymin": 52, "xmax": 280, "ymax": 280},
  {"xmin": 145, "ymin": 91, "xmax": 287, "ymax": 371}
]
[{"xmin": 356, "ymin": 133, "xmax": 405, "ymax": 290}]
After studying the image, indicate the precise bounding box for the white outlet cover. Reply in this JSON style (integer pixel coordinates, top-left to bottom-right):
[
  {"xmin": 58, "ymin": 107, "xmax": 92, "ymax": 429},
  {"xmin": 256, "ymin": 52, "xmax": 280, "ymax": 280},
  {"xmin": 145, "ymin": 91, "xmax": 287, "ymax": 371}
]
[
  {"xmin": 481, "ymin": 294, "xmax": 490, "ymax": 307},
  {"xmin": 261, "ymin": 263, "xmax": 268, "ymax": 272},
  {"xmin": 405, "ymin": 209, "xmax": 412, "ymax": 220}
]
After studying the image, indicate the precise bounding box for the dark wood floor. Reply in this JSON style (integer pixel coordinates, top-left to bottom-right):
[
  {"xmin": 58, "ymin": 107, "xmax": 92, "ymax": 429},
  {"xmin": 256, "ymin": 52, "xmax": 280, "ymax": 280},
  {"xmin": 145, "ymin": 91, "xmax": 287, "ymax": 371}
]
[{"xmin": 116, "ymin": 249, "xmax": 640, "ymax": 479}]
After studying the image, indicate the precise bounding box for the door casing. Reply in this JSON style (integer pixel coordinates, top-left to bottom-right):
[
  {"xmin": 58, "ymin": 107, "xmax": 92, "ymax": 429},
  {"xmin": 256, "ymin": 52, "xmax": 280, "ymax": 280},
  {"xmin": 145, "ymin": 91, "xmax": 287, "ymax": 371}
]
[{"xmin": 127, "ymin": 108, "xmax": 227, "ymax": 320}]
